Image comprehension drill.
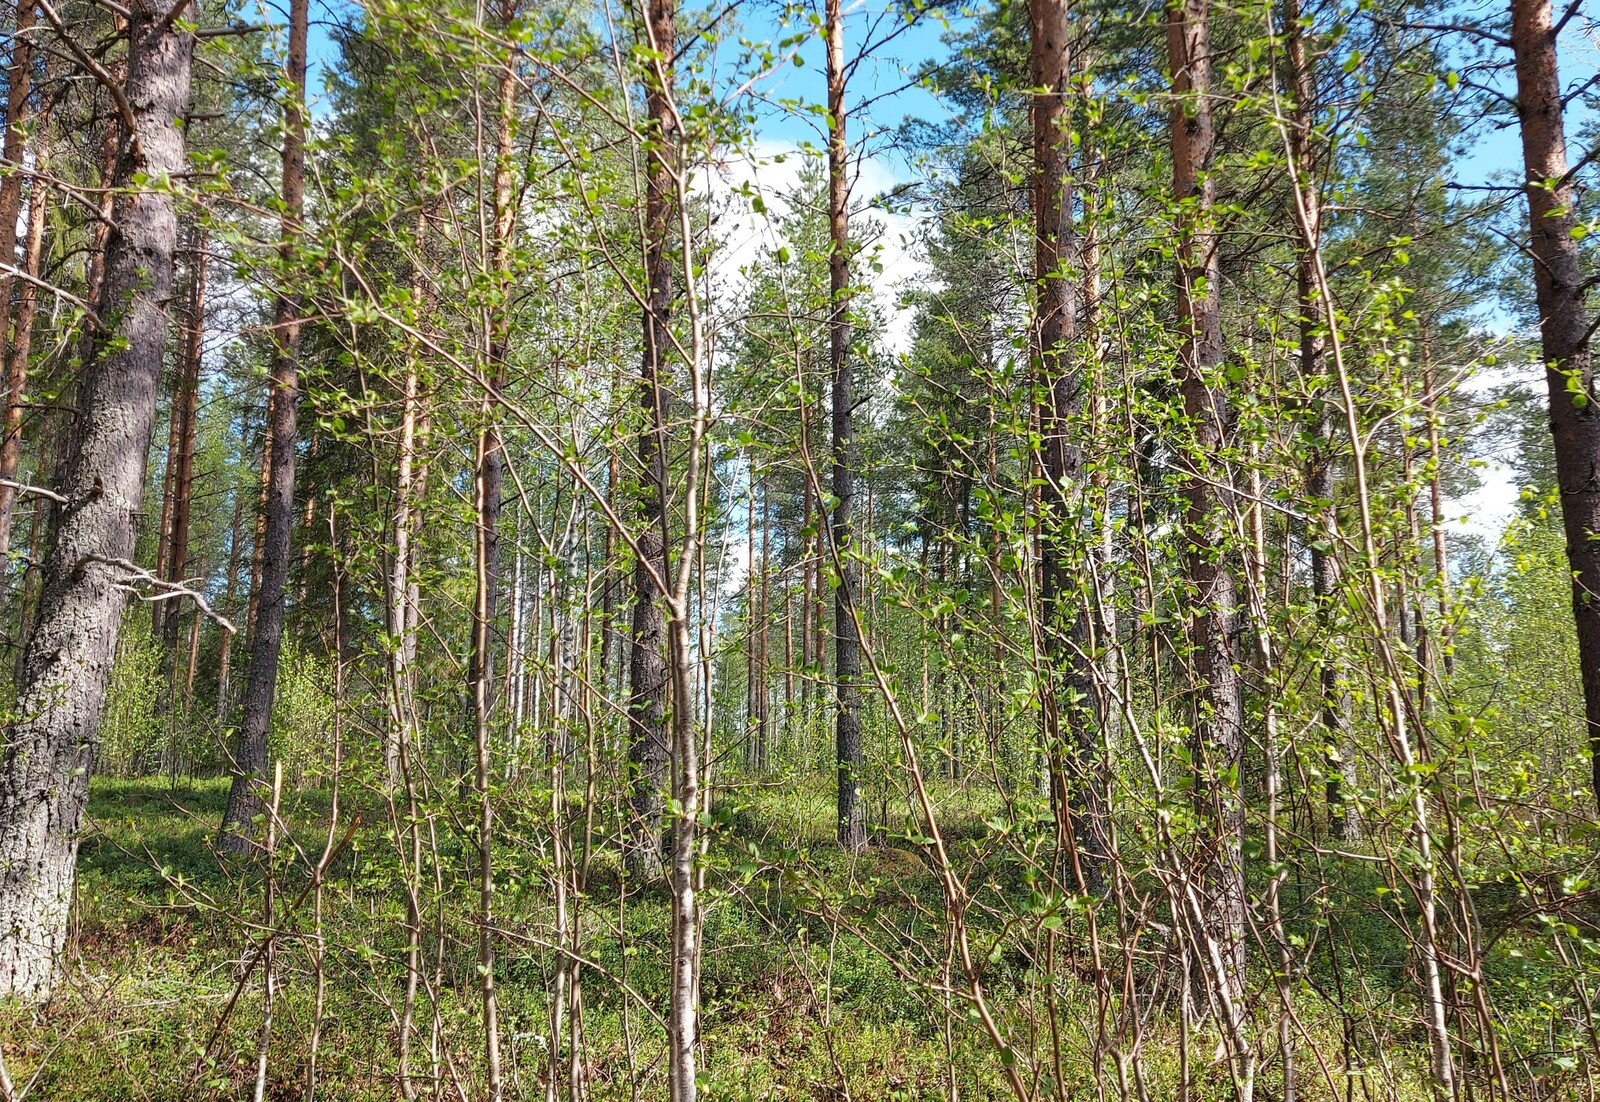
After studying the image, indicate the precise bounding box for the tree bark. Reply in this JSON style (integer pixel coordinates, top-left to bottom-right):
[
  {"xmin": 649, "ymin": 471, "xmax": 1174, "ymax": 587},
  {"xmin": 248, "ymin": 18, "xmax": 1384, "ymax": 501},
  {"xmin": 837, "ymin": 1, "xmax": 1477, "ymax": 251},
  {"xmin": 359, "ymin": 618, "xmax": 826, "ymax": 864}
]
[
  {"xmin": 757, "ymin": 478, "xmax": 770, "ymax": 771},
  {"xmin": 216, "ymin": 492, "xmax": 244, "ymax": 721},
  {"xmin": 745, "ymin": 460, "xmax": 760, "ymax": 770},
  {"xmin": 1421, "ymin": 339, "xmax": 1452, "ymax": 679},
  {"xmin": 801, "ymin": 476, "xmax": 813, "ymax": 718},
  {"xmin": 600, "ymin": 384, "xmax": 621, "ymax": 709},
  {"xmin": 1029, "ymin": 0, "xmax": 1106, "ymax": 892},
  {"xmin": 1510, "ymin": 0, "xmax": 1600, "ymax": 811},
  {"xmin": 0, "ymin": 0, "xmax": 37, "ymax": 361},
  {"xmin": 184, "ymin": 552, "xmax": 203, "ymax": 705},
  {"xmin": 623, "ymin": 0, "xmax": 677, "ymax": 881},
  {"xmin": 469, "ymin": 24, "xmax": 519, "ymax": 1097},
  {"xmin": 825, "ymin": 0, "xmax": 865, "ymax": 853},
  {"xmin": 384, "ymin": 212, "xmax": 429, "ymax": 794},
  {"xmin": 1280, "ymin": 0, "xmax": 1360, "ymax": 842},
  {"xmin": 1168, "ymin": 0, "xmax": 1247, "ymax": 1005},
  {"xmin": 161, "ymin": 227, "xmax": 206, "ymax": 662},
  {"xmin": 220, "ymin": 0, "xmax": 308, "ymax": 853},
  {"xmin": 14, "ymin": 75, "xmax": 109, "ymax": 659},
  {"xmin": 0, "ymin": 102, "xmax": 49, "ymax": 567},
  {"xmin": 628, "ymin": 9, "xmax": 705, "ymax": 1098},
  {"xmin": 0, "ymin": 0, "xmax": 193, "ymax": 999},
  {"xmin": 152, "ymin": 341, "xmax": 182, "ymax": 641},
  {"xmin": 245, "ymin": 413, "xmax": 269, "ymax": 641}
]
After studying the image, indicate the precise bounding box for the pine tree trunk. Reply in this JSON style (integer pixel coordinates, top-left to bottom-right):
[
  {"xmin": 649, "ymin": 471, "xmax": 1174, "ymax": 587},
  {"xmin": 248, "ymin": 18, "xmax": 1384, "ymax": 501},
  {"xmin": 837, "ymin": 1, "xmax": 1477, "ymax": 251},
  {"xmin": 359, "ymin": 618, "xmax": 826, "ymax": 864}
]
[
  {"xmin": 1510, "ymin": 0, "xmax": 1600, "ymax": 811},
  {"xmin": 296, "ymin": 441, "xmax": 318, "ymax": 602},
  {"xmin": 245, "ymin": 414, "xmax": 269, "ymax": 641},
  {"xmin": 782, "ymin": 575, "xmax": 793, "ymax": 742},
  {"xmin": 746, "ymin": 462, "xmax": 759, "ymax": 769},
  {"xmin": 1029, "ymin": 0, "xmax": 1105, "ymax": 891},
  {"xmin": 12, "ymin": 480, "xmax": 47, "ymax": 682},
  {"xmin": 825, "ymin": 0, "xmax": 865, "ymax": 852},
  {"xmin": 220, "ymin": 0, "xmax": 308, "ymax": 852},
  {"xmin": 162, "ymin": 228, "xmax": 205, "ymax": 662},
  {"xmin": 0, "ymin": 0, "xmax": 193, "ymax": 999},
  {"xmin": 1281, "ymin": 0, "xmax": 1359, "ymax": 843},
  {"xmin": 13, "ymin": 79, "xmax": 104, "ymax": 659},
  {"xmin": 1421, "ymin": 340, "xmax": 1452, "ymax": 677},
  {"xmin": 800, "ymin": 477, "xmax": 813, "ymax": 720},
  {"xmin": 0, "ymin": 105, "xmax": 49, "ymax": 567},
  {"xmin": 1168, "ymin": 0, "xmax": 1247, "ymax": 1008},
  {"xmin": 152, "ymin": 351, "xmax": 183, "ymax": 642},
  {"xmin": 40, "ymin": 53, "xmax": 126, "ymax": 558},
  {"xmin": 0, "ymin": 0, "xmax": 36, "ymax": 359},
  {"xmin": 757, "ymin": 479, "xmax": 770, "ymax": 771}
]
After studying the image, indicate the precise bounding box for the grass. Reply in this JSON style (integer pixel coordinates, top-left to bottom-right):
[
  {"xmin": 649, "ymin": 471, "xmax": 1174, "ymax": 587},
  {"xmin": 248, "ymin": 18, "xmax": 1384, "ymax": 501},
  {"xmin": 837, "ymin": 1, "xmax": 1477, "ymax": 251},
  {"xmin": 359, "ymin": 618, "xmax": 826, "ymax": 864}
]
[
  {"xmin": 0, "ymin": 775, "xmax": 1017, "ymax": 1100},
  {"xmin": 0, "ymin": 770, "xmax": 1574, "ymax": 1100}
]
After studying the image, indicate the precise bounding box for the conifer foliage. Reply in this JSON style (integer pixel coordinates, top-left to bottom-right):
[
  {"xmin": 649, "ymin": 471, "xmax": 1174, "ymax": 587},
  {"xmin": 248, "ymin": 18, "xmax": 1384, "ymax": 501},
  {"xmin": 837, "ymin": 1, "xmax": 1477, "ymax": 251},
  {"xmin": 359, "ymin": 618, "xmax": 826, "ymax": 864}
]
[{"xmin": 0, "ymin": 0, "xmax": 1596, "ymax": 1097}]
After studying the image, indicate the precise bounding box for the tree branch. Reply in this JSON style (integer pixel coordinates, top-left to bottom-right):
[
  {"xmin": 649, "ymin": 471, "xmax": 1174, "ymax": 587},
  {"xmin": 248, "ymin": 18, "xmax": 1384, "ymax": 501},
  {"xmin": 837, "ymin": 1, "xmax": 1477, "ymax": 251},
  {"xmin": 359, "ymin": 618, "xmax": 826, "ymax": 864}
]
[
  {"xmin": 1401, "ymin": 20, "xmax": 1512, "ymax": 48},
  {"xmin": 34, "ymin": 0, "xmax": 138, "ymax": 139},
  {"xmin": 81, "ymin": 555, "xmax": 236, "ymax": 634},
  {"xmin": 0, "ymin": 261, "xmax": 101, "ymax": 328},
  {"xmin": 1554, "ymin": 0, "xmax": 1585, "ymax": 35},
  {"xmin": 196, "ymin": 22, "xmax": 272, "ymax": 38},
  {"xmin": 0, "ymin": 480, "xmax": 67, "ymax": 504},
  {"xmin": 1562, "ymin": 70, "xmax": 1600, "ymax": 109}
]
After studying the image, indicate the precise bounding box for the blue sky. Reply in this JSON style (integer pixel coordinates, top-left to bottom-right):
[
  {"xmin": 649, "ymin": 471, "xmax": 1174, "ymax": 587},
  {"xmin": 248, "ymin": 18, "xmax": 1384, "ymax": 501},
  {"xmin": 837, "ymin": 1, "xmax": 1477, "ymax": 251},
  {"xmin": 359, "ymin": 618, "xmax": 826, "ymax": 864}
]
[
  {"xmin": 291, "ymin": 0, "xmax": 1583, "ymax": 196},
  {"xmin": 280, "ymin": 0, "xmax": 1591, "ymax": 539}
]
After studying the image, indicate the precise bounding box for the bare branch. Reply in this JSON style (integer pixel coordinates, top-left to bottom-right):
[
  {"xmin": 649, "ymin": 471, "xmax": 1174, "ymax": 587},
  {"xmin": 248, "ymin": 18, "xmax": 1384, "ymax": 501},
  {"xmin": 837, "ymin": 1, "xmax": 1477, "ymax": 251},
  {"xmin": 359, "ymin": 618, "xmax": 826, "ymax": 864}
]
[
  {"xmin": 196, "ymin": 22, "xmax": 273, "ymax": 38},
  {"xmin": 34, "ymin": 0, "xmax": 139, "ymax": 139},
  {"xmin": 1561, "ymin": 73, "xmax": 1600, "ymax": 111},
  {"xmin": 160, "ymin": 0, "xmax": 197, "ymax": 32},
  {"xmin": 83, "ymin": 0, "xmax": 132, "ymax": 20},
  {"xmin": 0, "ymin": 261, "xmax": 101, "ymax": 327},
  {"xmin": 1400, "ymin": 20, "xmax": 1512, "ymax": 48},
  {"xmin": 0, "ymin": 480, "xmax": 67, "ymax": 504},
  {"xmin": 81, "ymin": 555, "xmax": 237, "ymax": 634},
  {"xmin": 1554, "ymin": 0, "xmax": 1585, "ymax": 35}
]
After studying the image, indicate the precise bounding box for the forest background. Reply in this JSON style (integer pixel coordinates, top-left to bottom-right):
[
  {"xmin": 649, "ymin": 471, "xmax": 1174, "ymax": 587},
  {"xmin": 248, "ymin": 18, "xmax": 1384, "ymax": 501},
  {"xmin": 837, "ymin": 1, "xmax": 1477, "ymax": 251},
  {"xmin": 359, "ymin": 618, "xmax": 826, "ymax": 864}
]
[{"xmin": 0, "ymin": 0, "xmax": 1598, "ymax": 1099}]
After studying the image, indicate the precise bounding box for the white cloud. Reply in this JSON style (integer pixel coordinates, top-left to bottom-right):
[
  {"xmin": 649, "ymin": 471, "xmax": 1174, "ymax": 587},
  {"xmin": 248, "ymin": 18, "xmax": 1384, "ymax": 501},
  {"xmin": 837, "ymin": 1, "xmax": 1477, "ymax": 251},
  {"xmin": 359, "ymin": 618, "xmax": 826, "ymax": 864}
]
[{"xmin": 696, "ymin": 138, "xmax": 929, "ymax": 358}]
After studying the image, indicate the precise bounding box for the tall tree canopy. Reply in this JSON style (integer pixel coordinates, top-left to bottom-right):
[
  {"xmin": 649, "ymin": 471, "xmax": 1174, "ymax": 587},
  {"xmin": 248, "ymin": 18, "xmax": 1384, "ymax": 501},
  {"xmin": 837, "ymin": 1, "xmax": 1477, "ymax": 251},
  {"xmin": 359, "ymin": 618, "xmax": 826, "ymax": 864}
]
[{"xmin": 0, "ymin": 0, "xmax": 1596, "ymax": 1098}]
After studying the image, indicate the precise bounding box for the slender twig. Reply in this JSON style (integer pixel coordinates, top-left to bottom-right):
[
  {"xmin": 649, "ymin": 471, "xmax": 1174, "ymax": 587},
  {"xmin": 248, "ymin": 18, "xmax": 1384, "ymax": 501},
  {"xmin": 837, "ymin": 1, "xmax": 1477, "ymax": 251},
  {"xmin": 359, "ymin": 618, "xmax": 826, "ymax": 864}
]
[{"xmin": 196, "ymin": 816, "xmax": 362, "ymax": 1071}]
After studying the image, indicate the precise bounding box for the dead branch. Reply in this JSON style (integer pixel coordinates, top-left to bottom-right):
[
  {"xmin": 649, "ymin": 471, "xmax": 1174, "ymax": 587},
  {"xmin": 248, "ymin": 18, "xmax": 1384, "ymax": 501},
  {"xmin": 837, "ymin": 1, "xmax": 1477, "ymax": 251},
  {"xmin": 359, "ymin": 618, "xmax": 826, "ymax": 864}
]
[
  {"xmin": 81, "ymin": 555, "xmax": 237, "ymax": 634},
  {"xmin": 0, "ymin": 480, "xmax": 67, "ymax": 505}
]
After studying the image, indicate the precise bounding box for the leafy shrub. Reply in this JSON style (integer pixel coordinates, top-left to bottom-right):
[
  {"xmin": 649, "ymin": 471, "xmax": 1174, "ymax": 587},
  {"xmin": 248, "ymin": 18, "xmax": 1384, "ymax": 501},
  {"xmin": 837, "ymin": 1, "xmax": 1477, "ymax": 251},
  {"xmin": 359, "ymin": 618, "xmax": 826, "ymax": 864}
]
[{"xmin": 98, "ymin": 627, "xmax": 167, "ymax": 777}]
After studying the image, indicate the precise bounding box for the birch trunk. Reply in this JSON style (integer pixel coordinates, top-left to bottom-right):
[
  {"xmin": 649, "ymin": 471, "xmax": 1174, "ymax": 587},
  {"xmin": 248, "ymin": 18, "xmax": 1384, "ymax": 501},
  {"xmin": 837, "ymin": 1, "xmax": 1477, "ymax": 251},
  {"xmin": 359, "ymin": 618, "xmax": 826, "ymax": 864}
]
[{"xmin": 825, "ymin": 0, "xmax": 865, "ymax": 852}]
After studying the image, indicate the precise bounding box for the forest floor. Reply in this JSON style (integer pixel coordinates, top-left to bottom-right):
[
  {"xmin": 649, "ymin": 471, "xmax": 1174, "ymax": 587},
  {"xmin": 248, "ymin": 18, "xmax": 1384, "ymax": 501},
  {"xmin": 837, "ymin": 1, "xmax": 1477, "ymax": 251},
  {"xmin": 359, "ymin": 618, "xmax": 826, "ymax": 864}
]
[{"xmin": 0, "ymin": 774, "xmax": 1458, "ymax": 1101}]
